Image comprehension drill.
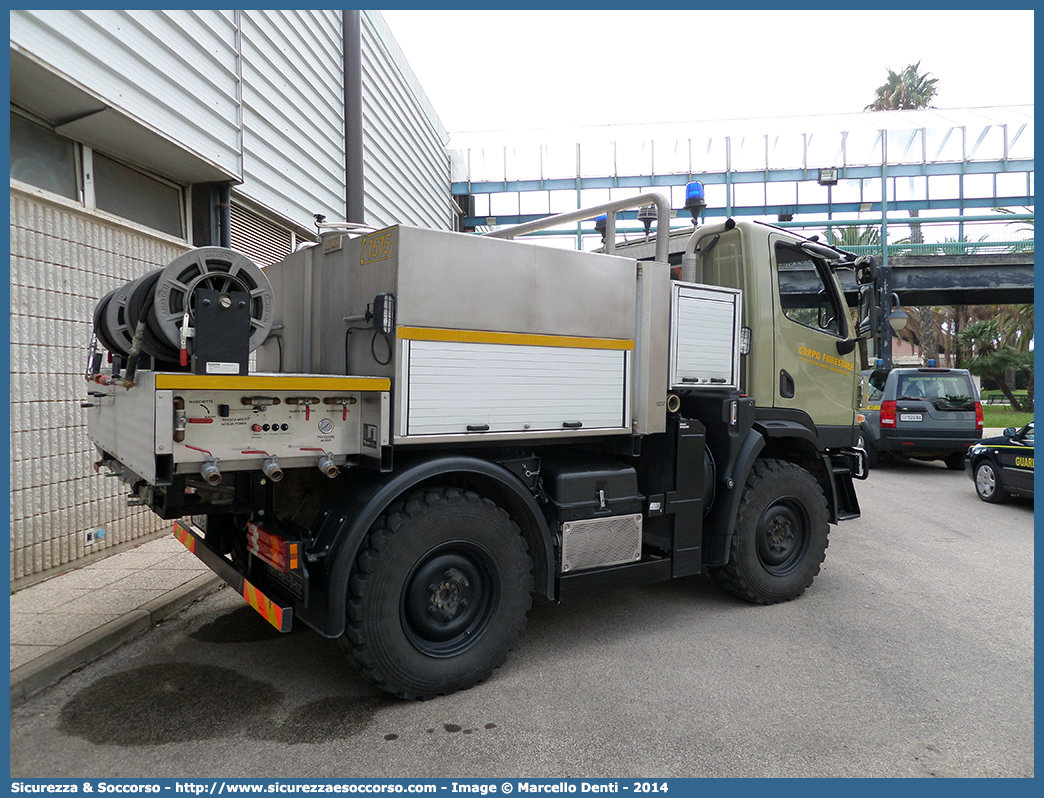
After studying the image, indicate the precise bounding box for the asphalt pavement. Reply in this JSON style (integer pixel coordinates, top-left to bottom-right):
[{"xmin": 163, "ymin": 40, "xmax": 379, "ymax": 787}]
[
  {"xmin": 9, "ymin": 451, "xmax": 1033, "ymax": 777},
  {"xmin": 5, "ymin": 429, "xmax": 1013, "ymax": 711}
]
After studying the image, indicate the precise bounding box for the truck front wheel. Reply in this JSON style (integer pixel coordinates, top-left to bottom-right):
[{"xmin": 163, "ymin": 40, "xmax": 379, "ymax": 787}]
[
  {"xmin": 709, "ymin": 459, "xmax": 829, "ymax": 604},
  {"xmin": 341, "ymin": 487, "xmax": 533, "ymax": 699}
]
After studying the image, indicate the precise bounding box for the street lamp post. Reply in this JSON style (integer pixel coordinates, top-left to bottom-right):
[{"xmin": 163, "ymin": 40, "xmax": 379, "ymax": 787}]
[
  {"xmin": 878, "ymin": 280, "xmax": 909, "ymax": 368},
  {"xmin": 878, "ymin": 268, "xmax": 892, "ymax": 367}
]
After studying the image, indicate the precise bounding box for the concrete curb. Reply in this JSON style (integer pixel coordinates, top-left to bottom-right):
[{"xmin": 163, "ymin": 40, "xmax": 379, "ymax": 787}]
[{"xmin": 10, "ymin": 573, "xmax": 223, "ymax": 709}]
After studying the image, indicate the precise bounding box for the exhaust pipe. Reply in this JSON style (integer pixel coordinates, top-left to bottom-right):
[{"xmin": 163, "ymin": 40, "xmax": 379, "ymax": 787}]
[
  {"xmin": 200, "ymin": 459, "xmax": 222, "ymax": 486},
  {"xmin": 317, "ymin": 454, "xmax": 339, "ymax": 479},
  {"xmin": 261, "ymin": 457, "xmax": 284, "ymax": 482}
]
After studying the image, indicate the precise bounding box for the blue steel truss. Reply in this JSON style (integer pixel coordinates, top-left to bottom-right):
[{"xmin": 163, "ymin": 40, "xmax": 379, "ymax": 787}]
[
  {"xmin": 453, "ymin": 159, "xmax": 1034, "ymax": 228},
  {"xmin": 449, "ymin": 106, "xmax": 1034, "ymax": 243}
]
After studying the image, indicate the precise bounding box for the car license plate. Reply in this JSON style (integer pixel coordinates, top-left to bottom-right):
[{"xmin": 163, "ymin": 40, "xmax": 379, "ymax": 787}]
[{"xmin": 900, "ymin": 413, "xmax": 923, "ymax": 422}]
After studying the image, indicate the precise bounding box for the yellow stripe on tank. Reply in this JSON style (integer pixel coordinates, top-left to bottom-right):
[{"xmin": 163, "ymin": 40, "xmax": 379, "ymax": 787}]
[{"xmin": 397, "ymin": 326, "xmax": 633, "ymax": 351}]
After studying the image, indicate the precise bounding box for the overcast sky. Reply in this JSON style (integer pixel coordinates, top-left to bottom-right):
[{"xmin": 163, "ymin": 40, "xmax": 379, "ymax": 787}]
[{"xmin": 381, "ymin": 9, "xmax": 1035, "ymax": 139}]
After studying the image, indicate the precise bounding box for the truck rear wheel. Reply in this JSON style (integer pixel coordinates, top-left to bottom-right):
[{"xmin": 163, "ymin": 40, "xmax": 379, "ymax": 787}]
[
  {"xmin": 709, "ymin": 459, "xmax": 829, "ymax": 604},
  {"xmin": 341, "ymin": 487, "xmax": 533, "ymax": 699}
]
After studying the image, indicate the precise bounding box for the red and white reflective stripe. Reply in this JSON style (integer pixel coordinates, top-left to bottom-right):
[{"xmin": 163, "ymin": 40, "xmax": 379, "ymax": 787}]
[
  {"xmin": 243, "ymin": 579, "xmax": 286, "ymax": 631},
  {"xmin": 172, "ymin": 523, "xmax": 196, "ymax": 553}
]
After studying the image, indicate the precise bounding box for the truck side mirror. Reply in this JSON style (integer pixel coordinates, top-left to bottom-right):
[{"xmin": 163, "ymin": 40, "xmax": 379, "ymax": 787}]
[
  {"xmin": 856, "ymin": 284, "xmax": 877, "ymax": 339},
  {"xmin": 854, "ymin": 255, "xmax": 879, "ymax": 285}
]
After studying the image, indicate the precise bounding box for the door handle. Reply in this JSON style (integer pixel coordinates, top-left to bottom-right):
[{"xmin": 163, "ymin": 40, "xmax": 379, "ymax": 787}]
[{"xmin": 780, "ymin": 369, "xmax": 795, "ymax": 398}]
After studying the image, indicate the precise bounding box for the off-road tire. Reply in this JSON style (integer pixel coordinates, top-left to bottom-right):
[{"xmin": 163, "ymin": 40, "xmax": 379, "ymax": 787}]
[
  {"xmin": 708, "ymin": 459, "xmax": 829, "ymax": 604},
  {"xmin": 974, "ymin": 460, "xmax": 1009, "ymax": 504},
  {"xmin": 341, "ymin": 488, "xmax": 533, "ymax": 699}
]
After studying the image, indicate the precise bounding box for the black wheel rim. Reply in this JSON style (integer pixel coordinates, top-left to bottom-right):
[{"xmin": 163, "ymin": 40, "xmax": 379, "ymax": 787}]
[
  {"xmin": 755, "ymin": 497, "xmax": 811, "ymax": 575},
  {"xmin": 401, "ymin": 541, "xmax": 500, "ymax": 658}
]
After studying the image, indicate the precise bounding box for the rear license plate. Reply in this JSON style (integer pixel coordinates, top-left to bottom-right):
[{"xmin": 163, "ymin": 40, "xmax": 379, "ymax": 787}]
[{"xmin": 900, "ymin": 413, "xmax": 923, "ymax": 422}]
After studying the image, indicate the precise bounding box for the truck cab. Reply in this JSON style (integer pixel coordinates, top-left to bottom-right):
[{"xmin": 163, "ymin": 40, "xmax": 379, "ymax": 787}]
[{"xmin": 612, "ymin": 215, "xmax": 876, "ymax": 451}]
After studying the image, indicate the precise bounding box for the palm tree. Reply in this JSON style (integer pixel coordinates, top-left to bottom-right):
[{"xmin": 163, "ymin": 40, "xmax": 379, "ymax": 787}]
[
  {"xmin": 958, "ymin": 315, "xmax": 1033, "ymax": 411},
  {"xmin": 866, "ymin": 62, "xmax": 939, "ymax": 364},
  {"xmin": 892, "ymin": 306, "xmax": 943, "ymax": 366},
  {"xmin": 826, "ymin": 224, "xmax": 882, "ymax": 253},
  {"xmin": 864, "ymin": 62, "xmax": 939, "ymax": 111}
]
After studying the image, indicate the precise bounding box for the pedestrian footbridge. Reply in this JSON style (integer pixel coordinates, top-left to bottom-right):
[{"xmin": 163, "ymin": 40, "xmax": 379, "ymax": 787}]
[{"xmin": 448, "ymin": 105, "xmax": 1033, "ymax": 307}]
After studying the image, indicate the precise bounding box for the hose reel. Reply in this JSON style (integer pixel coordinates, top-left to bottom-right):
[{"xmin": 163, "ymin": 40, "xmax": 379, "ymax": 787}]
[
  {"xmin": 92, "ymin": 286, "xmax": 131, "ymax": 358},
  {"xmin": 91, "ymin": 248, "xmax": 274, "ymax": 367}
]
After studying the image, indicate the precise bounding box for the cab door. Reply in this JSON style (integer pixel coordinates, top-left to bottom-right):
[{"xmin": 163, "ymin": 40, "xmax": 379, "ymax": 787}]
[
  {"xmin": 1002, "ymin": 422, "xmax": 1034, "ymax": 494},
  {"xmin": 771, "ymin": 237, "xmax": 858, "ymax": 431}
]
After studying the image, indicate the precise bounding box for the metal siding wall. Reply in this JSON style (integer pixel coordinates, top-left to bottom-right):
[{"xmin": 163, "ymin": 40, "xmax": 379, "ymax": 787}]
[
  {"xmin": 10, "ymin": 190, "xmax": 190, "ymax": 585},
  {"xmin": 360, "ymin": 14, "xmax": 451, "ymax": 230},
  {"xmin": 9, "ymin": 10, "xmax": 241, "ymax": 178},
  {"xmin": 238, "ymin": 10, "xmax": 347, "ymax": 227},
  {"xmin": 12, "ymin": 10, "xmax": 451, "ymax": 232},
  {"xmin": 8, "ymin": 10, "xmax": 451, "ymax": 583}
]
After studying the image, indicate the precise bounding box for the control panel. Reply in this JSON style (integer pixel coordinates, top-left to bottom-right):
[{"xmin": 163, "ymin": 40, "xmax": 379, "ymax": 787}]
[
  {"xmin": 171, "ymin": 388, "xmax": 378, "ymax": 468},
  {"xmin": 86, "ymin": 372, "xmax": 391, "ymax": 484}
]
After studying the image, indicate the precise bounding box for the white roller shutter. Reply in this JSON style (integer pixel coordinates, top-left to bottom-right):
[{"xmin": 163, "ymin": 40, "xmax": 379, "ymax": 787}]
[{"xmin": 403, "ymin": 340, "xmax": 630, "ymax": 436}]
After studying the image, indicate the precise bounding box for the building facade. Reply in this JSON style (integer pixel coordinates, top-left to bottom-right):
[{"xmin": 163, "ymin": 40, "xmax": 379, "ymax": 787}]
[{"xmin": 9, "ymin": 10, "xmax": 451, "ymax": 585}]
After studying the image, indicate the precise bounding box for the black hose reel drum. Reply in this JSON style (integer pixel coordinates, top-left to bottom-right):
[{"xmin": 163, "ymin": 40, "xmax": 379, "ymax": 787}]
[
  {"xmin": 93, "ymin": 247, "xmax": 274, "ymax": 371},
  {"xmin": 92, "ymin": 284, "xmax": 134, "ymax": 359}
]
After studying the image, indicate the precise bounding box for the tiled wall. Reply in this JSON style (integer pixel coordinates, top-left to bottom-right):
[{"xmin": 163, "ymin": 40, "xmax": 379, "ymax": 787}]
[{"xmin": 10, "ymin": 189, "xmax": 190, "ymax": 586}]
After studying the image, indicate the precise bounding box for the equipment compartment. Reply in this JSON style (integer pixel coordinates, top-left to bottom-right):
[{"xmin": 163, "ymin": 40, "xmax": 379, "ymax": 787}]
[
  {"xmin": 669, "ymin": 283, "xmax": 742, "ymax": 389},
  {"xmin": 401, "ymin": 338, "xmax": 630, "ymax": 437},
  {"xmin": 541, "ymin": 459, "xmax": 643, "ymax": 522}
]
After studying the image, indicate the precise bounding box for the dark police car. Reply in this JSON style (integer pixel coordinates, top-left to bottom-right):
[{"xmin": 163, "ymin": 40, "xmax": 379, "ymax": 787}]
[{"xmin": 966, "ymin": 421, "xmax": 1034, "ymax": 503}]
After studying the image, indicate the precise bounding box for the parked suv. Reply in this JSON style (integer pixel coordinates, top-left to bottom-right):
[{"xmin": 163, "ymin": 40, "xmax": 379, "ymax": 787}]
[{"xmin": 859, "ymin": 367, "xmax": 983, "ymax": 469}]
